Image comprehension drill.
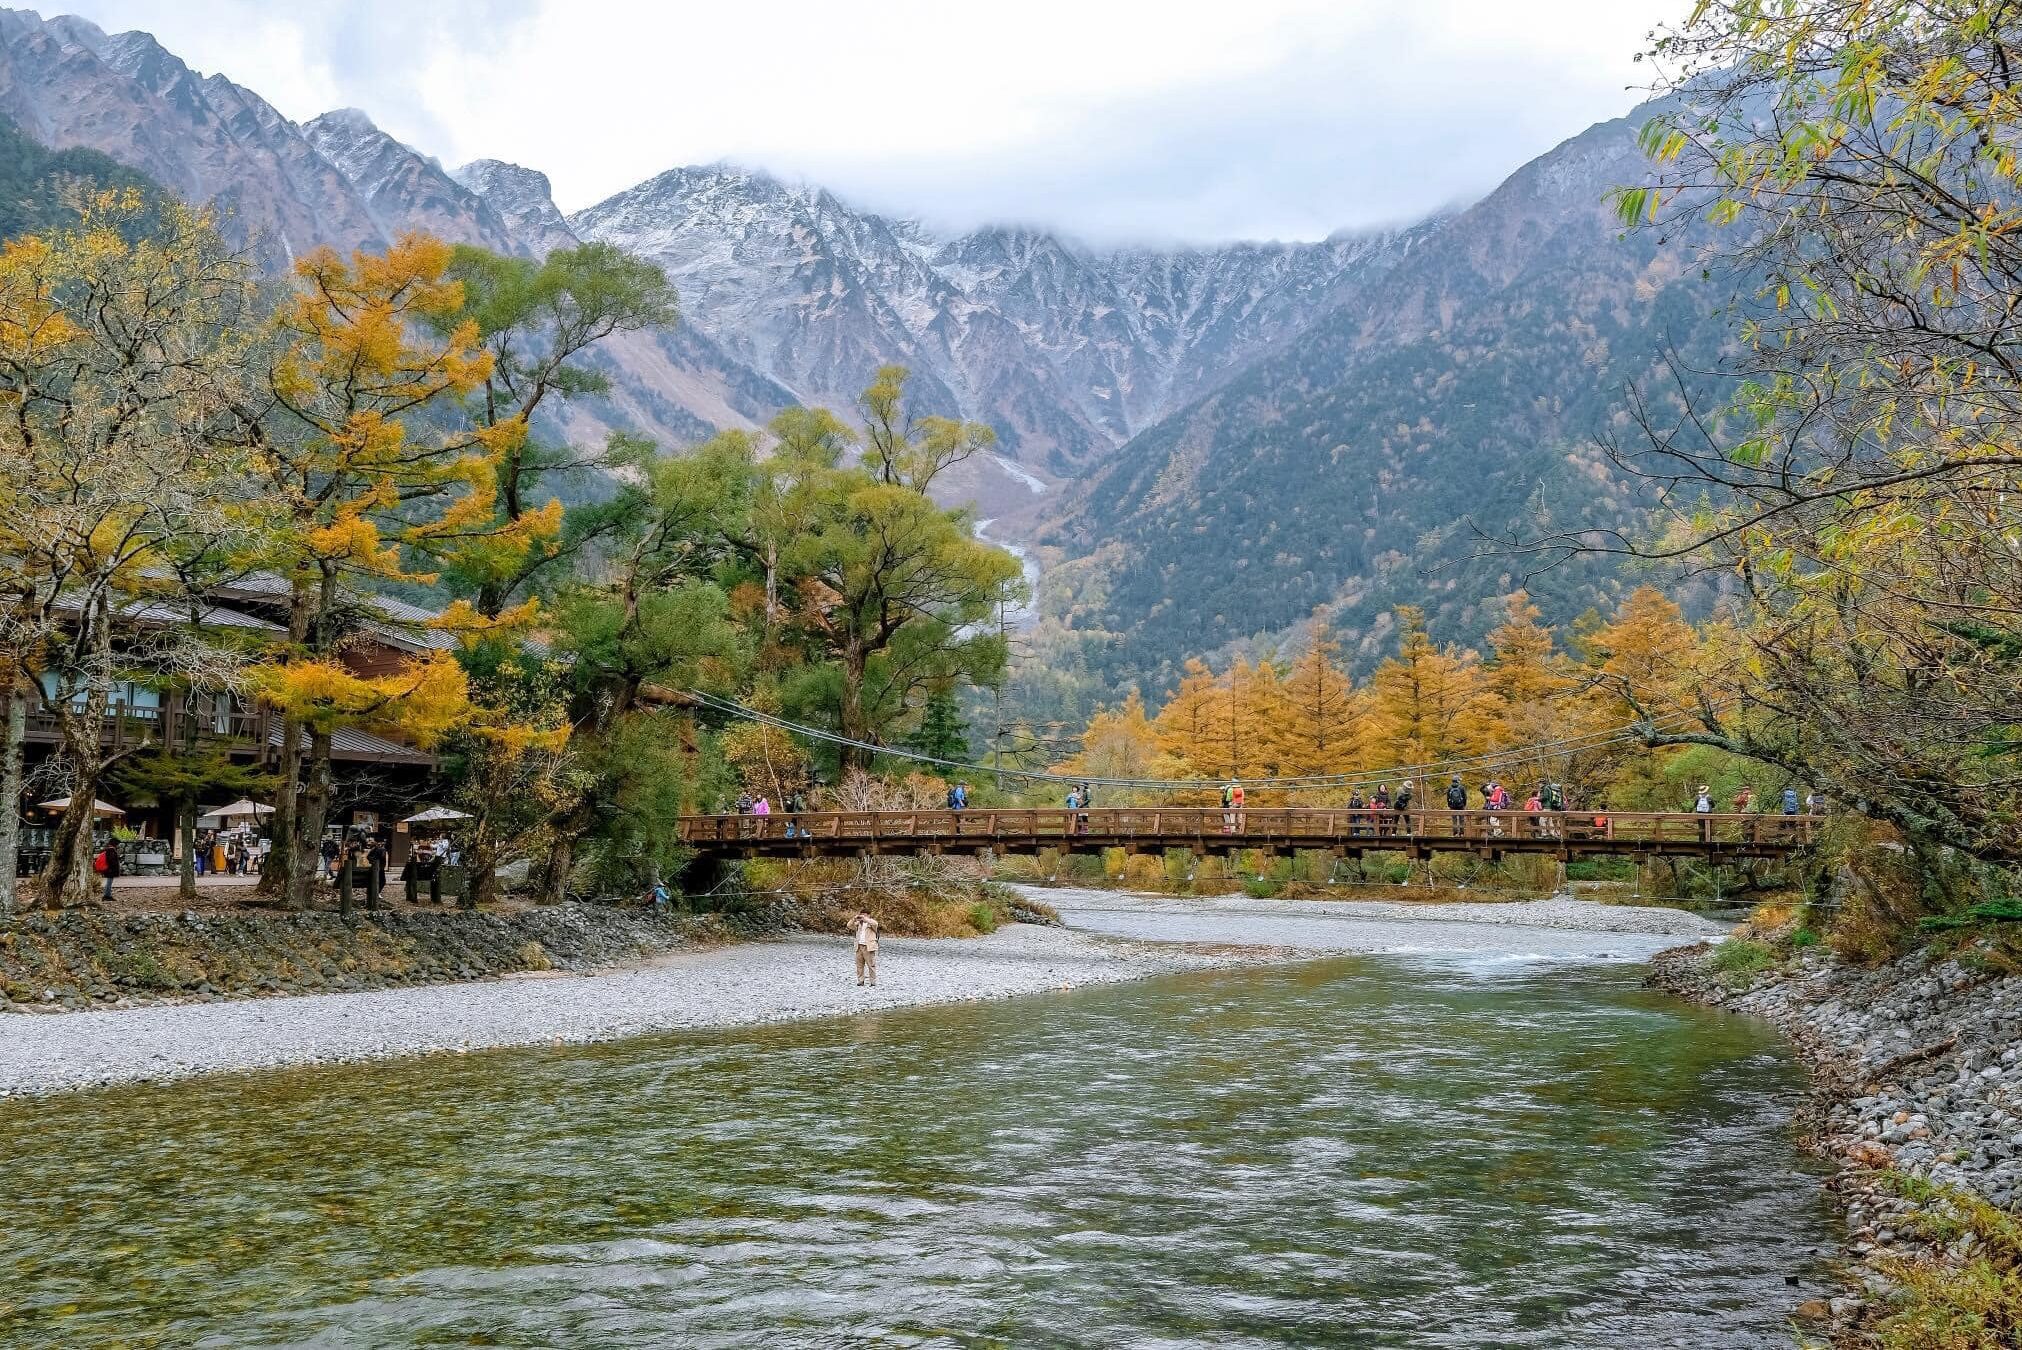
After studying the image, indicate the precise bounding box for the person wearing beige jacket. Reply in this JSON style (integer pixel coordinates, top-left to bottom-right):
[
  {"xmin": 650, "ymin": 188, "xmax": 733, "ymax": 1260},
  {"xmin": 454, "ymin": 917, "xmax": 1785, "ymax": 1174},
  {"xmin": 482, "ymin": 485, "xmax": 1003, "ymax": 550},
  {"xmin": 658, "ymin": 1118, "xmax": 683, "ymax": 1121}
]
[{"xmin": 851, "ymin": 911, "xmax": 881, "ymax": 987}]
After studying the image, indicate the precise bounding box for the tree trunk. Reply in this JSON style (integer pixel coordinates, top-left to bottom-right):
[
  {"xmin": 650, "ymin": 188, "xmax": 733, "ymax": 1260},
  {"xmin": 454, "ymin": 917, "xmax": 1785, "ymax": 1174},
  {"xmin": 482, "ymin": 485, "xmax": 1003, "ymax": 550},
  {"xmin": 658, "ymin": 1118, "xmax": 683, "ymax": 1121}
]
[
  {"xmin": 177, "ymin": 796, "xmax": 197, "ymax": 905},
  {"xmin": 261, "ymin": 711, "xmax": 300, "ymax": 903},
  {"xmin": 291, "ymin": 727, "xmax": 334, "ymax": 910},
  {"xmin": 40, "ymin": 788, "xmax": 99, "ymax": 909},
  {"xmin": 43, "ymin": 600, "xmax": 116, "ymax": 908},
  {"xmin": 536, "ymin": 831, "xmax": 575, "ymax": 905},
  {"xmin": 839, "ymin": 646, "xmax": 872, "ymax": 773},
  {"xmin": 468, "ymin": 819, "xmax": 500, "ymax": 908},
  {"xmin": 0, "ymin": 684, "xmax": 23, "ymax": 919}
]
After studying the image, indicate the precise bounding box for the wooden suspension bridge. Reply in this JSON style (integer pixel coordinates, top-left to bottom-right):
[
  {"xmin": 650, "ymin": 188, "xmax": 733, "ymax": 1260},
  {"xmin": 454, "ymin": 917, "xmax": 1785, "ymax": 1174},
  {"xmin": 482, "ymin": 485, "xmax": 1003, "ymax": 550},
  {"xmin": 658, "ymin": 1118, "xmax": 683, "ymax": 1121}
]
[{"xmin": 676, "ymin": 808, "xmax": 1816, "ymax": 866}]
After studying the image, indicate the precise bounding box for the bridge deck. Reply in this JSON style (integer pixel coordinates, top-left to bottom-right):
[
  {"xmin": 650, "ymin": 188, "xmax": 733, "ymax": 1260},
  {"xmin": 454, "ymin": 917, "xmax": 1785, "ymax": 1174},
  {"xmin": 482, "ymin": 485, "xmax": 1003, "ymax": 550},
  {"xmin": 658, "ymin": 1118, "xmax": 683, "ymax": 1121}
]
[{"xmin": 676, "ymin": 808, "xmax": 1814, "ymax": 862}]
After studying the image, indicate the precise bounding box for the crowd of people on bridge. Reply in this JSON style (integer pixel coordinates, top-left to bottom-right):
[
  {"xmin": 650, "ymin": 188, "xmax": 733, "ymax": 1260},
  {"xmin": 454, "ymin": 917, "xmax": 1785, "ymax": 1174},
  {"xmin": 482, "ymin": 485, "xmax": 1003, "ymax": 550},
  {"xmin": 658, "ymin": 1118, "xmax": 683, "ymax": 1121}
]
[{"xmin": 714, "ymin": 773, "xmax": 1824, "ymax": 844}]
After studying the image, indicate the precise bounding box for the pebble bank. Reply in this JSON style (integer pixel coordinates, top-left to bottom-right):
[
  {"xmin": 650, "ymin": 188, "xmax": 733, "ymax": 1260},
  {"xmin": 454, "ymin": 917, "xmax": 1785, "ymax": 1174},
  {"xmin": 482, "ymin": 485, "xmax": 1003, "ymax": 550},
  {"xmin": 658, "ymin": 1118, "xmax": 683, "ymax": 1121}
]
[
  {"xmin": 1654, "ymin": 941, "xmax": 2022, "ymax": 1331},
  {"xmin": 0, "ymin": 924, "xmax": 1252, "ymax": 1098},
  {"xmin": 0, "ymin": 903, "xmax": 784, "ymax": 1012}
]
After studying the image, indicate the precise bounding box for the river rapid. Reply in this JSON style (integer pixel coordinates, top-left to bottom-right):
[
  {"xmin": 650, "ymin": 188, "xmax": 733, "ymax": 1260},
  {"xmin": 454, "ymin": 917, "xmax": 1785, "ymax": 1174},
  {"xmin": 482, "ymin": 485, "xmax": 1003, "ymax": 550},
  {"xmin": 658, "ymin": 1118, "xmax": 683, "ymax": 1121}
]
[{"xmin": 1, "ymin": 900, "xmax": 1836, "ymax": 1349}]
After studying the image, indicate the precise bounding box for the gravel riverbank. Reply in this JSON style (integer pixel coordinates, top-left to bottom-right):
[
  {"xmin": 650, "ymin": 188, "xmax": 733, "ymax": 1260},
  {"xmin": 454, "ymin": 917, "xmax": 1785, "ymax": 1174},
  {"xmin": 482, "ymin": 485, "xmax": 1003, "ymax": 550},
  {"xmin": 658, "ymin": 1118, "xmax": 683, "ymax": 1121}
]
[
  {"xmin": 0, "ymin": 924, "xmax": 1253, "ymax": 1098},
  {"xmin": 1037, "ymin": 886, "xmax": 1734, "ymax": 959},
  {"xmin": 0, "ymin": 890, "xmax": 1743, "ymax": 1099},
  {"xmin": 1653, "ymin": 942, "xmax": 2022, "ymax": 1336}
]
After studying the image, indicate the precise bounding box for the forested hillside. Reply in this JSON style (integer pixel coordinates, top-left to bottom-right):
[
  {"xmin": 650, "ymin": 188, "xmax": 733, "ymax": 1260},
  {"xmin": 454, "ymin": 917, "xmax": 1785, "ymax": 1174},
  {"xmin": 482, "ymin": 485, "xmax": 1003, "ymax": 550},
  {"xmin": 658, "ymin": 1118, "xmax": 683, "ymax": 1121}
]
[
  {"xmin": 1035, "ymin": 102, "xmax": 1741, "ymax": 695},
  {"xmin": 0, "ymin": 113, "xmax": 150, "ymax": 238}
]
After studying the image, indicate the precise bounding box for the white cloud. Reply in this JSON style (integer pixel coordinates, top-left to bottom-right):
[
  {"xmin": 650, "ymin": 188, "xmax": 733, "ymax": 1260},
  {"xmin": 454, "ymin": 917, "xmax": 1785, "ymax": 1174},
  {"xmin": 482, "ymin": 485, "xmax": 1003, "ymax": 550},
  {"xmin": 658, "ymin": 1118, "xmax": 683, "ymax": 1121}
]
[{"xmin": 53, "ymin": 0, "xmax": 1680, "ymax": 241}]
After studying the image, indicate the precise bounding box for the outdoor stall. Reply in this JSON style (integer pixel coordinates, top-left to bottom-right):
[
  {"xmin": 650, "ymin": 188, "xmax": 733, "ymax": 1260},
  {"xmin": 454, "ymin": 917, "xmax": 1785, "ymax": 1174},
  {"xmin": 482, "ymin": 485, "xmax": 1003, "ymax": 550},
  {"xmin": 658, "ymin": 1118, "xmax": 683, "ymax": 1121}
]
[{"xmin": 401, "ymin": 806, "xmax": 471, "ymax": 902}]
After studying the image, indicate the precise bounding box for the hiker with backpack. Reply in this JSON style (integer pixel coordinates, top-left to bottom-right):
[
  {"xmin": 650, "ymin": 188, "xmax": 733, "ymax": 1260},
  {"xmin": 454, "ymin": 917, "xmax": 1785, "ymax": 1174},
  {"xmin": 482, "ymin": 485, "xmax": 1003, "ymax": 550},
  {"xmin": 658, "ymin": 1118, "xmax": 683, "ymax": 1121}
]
[
  {"xmin": 1446, "ymin": 776, "xmax": 1468, "ymax": 835},
  {"xmin": 94, "ymin": 838, "xmax": 120, "ymax": 901}
]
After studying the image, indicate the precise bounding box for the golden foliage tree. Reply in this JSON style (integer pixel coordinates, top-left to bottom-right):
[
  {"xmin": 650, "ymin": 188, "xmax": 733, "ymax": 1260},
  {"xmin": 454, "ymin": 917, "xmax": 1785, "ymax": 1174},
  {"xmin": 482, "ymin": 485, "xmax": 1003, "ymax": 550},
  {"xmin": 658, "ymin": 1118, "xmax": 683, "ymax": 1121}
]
[
  {"xmin": 1362, "ymin": 607, "xmax": 1496, "ymax": 786},
  {"xmin": 1058, "ymin": 690, "xmax": 1186, "ymax": 804},
  {"xmin": 0, "ymin": 194, "xmax": 262, "ymax": 905},
  {"xmin": 252, "ymin": 233, "xmax": 553, "ymax": 906},
  {"xmin": 1273, "ymin": 622, "xmax": 1362, "ymax": 790}
]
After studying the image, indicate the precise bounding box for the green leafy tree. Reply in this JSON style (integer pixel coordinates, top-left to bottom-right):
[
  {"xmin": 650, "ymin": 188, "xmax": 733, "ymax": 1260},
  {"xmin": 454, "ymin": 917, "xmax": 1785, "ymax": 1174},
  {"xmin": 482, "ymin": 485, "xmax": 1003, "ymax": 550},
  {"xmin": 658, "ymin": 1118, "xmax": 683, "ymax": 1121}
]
[
  {"xmin": 113, "ymin": 734, "xmax": 273, "ymax": 904},
  {"xmin": 779, "ymin": 369, "xmax": 1023, "ymax": 769},
  {"xmin": 1575, "ymin": 1, "xmax": 2022, "ymax": 869},
  {"xmin": 904, "ymin": 690, "xmax": 972, "ymax": 763},
  {"xmin": 437, "ymin": 241, "xmax": 679, "ymax": 617}
]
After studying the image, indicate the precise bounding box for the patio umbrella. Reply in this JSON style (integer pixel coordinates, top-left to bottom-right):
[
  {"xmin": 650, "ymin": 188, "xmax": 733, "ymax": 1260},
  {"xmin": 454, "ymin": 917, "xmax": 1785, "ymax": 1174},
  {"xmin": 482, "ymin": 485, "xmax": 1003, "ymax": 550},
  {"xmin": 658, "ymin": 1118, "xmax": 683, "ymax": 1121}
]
[
  {"xmin": 36, "ymin": 796, "xmax": 124, "ymax": 816},
  {"xmin": 196, "ymin": 799, "xmax": 274, "ymax": 829},
  {"xmin": 403, "ymin": 806, "xmax": 472, "ymax": 824},
  {"xmin": 198, "ymin": 799, "xmax": 274, "ymax": 819}
]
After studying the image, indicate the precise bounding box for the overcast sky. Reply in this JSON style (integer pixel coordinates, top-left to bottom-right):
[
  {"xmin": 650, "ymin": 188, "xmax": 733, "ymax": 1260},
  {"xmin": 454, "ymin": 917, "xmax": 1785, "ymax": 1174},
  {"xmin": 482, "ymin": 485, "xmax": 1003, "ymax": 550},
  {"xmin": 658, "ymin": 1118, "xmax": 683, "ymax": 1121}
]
[{"xmin": 58, "ymin": 0, "xmax": 1681, "ymax": 244}]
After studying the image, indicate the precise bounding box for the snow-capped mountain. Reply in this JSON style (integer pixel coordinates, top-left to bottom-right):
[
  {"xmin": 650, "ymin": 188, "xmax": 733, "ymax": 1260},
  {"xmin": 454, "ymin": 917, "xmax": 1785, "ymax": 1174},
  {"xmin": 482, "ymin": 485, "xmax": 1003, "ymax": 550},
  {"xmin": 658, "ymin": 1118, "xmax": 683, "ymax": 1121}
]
[
  {"xmin": 452, "ymin": 158, "xmax": 578, "ymax": 258},
  {"xmin": 571, "ymin": 165, "xmax": 1440, "ymax": 477},
  {"xmin": 302, "ymin": 108, "xmax": 521, "ymax": 256},
  {"xmin": 0, "ymin": 9, "xmax": 382, "ymax": 265},
  {"xmin": 0, "ymin": 5, "xmax": 1442, "ymax": 502}
]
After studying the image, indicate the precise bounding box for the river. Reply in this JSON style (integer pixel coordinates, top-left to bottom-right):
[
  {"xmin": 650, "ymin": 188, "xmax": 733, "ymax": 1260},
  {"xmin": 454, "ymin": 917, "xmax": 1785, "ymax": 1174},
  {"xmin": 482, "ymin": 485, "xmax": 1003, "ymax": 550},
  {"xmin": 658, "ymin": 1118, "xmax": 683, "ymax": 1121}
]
[{"xmin": 0, "ymin": 942, "xmax": 1834, "ymax": 1347}]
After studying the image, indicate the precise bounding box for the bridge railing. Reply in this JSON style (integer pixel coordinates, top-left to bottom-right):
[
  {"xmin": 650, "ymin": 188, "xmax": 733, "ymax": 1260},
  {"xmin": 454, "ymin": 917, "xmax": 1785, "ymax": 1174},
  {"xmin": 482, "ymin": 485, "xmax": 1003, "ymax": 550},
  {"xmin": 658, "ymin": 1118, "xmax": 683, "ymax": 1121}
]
[{"xmin": 675, "ymin": 808, "xmax": 1817, "ymax": 851}]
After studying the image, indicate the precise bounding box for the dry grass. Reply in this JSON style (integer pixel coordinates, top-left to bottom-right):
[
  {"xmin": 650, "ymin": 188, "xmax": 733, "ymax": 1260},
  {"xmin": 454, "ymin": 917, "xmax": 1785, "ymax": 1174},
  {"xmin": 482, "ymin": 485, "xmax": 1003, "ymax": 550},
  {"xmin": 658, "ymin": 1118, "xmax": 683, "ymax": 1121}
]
[
  {"xmin": 1871, "ymin": 1172, "xmax": 2022, "ymax": 1349},
  {"xmin": 743, "ymin": 858, "xmax": 1021, "ymax": 938}
]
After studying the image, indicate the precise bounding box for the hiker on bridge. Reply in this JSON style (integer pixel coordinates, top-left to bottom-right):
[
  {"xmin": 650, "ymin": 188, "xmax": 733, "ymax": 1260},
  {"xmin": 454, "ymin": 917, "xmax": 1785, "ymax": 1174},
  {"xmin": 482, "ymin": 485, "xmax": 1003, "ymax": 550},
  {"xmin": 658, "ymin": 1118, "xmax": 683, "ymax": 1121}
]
[
  {"xmin": 1782, "ymin": 786, "xmax": 1801, "ymax": 816},
  {"xmin": 1541, "ymin": 782, "xmax": 1566, "ymax": 839},
  {"xmin": 852, "ymin": 910, "xmax": 881, "ymax": 987},
  {"xmin": 1446, "ymin": 776, "xmax": 1468, "ymax": 834},
  {"xmin": 1392, "ymin": 781, "xmax": 1414, "ymax": 835},
  {"xmin": 1694, "ymin": 785, "xmax": 1714, "ymax": 813}
]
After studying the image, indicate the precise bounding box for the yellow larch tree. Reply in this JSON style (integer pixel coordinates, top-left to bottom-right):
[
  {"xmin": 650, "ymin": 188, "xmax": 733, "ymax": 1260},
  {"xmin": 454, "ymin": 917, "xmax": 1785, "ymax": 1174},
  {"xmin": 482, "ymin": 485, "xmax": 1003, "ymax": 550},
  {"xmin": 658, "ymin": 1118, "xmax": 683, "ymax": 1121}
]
[
  {"xmin": 1588, "ymin": 585, "xmax": 1701, "ymax": 723},
  {"xmin": 1056, "ymin": 690, "xmax": 1185, "ymax": 804},
  {"xmin": 1273, "ymin": 622, "xmax": 1362, "ymax": 797},
  {"xmin": 1152, "ymin": 658, "xmax": 1227, "ymax": 789},
  {"xmin": 1484, "ymin": 591, "xmax": 1612, "ymax": 801},
  {"xmin": 1362, "ymin": 606, "xmax": 1497, "ymax": 795},
  {"xmin": 251, "ymin": 233, "xmax": 556, "ymax": 907}
]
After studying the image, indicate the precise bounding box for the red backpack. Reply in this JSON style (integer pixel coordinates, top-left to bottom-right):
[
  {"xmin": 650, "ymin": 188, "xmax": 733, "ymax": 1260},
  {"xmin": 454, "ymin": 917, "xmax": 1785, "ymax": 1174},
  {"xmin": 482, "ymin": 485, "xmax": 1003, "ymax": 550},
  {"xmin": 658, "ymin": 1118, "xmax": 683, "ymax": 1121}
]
[{"xmin": 92, "ymin": 849, "xmax": 109, "ymax": 875}]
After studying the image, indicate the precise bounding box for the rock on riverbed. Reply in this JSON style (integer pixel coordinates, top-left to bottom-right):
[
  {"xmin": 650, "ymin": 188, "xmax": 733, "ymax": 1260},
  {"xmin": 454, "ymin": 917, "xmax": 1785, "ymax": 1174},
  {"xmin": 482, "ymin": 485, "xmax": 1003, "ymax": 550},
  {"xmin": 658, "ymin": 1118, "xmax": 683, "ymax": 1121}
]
[{"xmin": 1653, "ymin": 942, "xmax": 2022, "ymax": 1330}]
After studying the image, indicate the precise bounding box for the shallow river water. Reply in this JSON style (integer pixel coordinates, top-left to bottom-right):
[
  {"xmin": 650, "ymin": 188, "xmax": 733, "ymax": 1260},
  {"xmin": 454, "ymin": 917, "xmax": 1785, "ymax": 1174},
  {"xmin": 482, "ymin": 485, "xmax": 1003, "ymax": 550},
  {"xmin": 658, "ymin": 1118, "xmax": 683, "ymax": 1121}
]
[{"xmin": 0, "ymin": 954, "xmax": 1834, "ymax": 1348}]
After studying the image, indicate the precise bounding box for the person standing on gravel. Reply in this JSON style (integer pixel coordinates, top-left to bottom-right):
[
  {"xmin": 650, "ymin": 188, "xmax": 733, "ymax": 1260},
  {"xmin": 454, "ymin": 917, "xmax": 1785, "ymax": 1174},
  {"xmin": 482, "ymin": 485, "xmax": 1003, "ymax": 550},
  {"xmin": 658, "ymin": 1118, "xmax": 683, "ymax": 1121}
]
[{"xmin": 851, "ymin": 910, "xmax": 881, "ymax": 987}]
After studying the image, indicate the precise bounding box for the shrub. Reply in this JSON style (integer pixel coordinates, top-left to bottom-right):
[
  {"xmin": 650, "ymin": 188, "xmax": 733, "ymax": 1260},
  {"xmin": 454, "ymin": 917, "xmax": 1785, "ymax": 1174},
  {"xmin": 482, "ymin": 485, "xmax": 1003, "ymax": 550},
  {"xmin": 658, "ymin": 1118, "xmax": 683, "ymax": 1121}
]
[
  {"xmin": 1565, "ymin": 858, "xmax": 1637, "ymax": 882},
  {"xmin": 1872, "ymin": 1172, "xmax": 2022, "ymax": 1349},
  {"xmin": 1709, "ymin": 937, "xmax": 1774, "ymax": 986},
  {"xmin": 967, "ymin": 901, "xmax": 999, "ymax": 935}
]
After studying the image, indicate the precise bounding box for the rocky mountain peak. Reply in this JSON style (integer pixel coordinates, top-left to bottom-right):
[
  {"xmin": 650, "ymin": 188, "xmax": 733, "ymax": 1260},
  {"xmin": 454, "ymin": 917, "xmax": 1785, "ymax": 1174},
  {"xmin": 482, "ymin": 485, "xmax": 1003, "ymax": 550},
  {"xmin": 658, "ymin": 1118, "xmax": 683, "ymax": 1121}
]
[
  {"xmin": 452, "ymin": 158, "xmax": 577, "ymax": 257},
  {"xmin": 36, "ymin": 12, "xmax": 106, "ymax": 51},
  {"xmin": 569, "ymin": 162, "xmax": 1436, "ymax": 478},
  {"xmin": 303, "ymin": 107, "xmax": 520, "ymax": 255}
]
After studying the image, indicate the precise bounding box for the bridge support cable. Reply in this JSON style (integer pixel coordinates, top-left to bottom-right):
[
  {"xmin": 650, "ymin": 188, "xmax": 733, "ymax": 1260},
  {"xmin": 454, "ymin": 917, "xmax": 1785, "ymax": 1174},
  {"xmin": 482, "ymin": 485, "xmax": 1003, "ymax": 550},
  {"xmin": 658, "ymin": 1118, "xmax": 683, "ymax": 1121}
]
[{"xmin": 679, "ymin": 689, "xmax": 1733, "ymax": 797}]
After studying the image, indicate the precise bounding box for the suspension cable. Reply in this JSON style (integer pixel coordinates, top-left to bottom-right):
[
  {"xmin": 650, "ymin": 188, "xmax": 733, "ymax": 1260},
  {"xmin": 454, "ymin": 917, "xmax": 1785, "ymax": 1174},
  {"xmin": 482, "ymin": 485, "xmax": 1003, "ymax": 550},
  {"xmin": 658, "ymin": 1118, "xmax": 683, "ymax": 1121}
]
[{"xmin": 681, "ymin": 689, "xmax": 1725, "ymax": 793}]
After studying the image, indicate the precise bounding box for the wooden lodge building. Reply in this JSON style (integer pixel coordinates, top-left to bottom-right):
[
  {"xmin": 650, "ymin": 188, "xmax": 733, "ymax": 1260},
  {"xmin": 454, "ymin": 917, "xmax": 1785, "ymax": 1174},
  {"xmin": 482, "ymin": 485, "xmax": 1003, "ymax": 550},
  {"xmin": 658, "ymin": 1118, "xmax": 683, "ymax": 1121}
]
[{"xmin": 17, "ymin": 574, "xmax": 449, "ymax": 874}]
